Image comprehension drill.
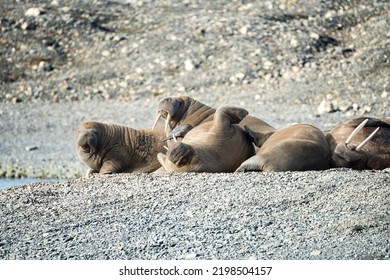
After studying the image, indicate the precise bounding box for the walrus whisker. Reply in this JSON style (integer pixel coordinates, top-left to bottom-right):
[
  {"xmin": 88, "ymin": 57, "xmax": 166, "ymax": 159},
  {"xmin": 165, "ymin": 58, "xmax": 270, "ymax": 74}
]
[
  {"xmin": 355, "ymin": 127, "xmax": 380, "ymax": 151},
  {"xmin": 152, "ymin": 112, "xmax": 162, "ymax": 131},
  {"xmin": 345, "ymin": 119, "xmax": 368, "ymax": 144}
]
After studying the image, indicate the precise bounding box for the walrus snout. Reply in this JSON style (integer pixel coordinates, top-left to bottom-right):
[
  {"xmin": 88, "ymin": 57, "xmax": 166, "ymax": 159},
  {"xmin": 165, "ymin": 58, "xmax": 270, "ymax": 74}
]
[
  {"xmin": 158, "ymin": 97, "xmax": 184, "ymax": 118},
  {"xmin": 77, "ymin": 129, "xmax": 98, "ymax": 154}
]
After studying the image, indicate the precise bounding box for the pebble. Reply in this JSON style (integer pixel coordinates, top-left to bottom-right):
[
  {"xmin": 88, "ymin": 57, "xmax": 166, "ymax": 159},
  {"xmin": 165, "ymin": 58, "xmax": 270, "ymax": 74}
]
[
  {"xmin": 185, "ymin": 252, "xmax": 199, "ymax": 259},
  {"xmin": 317, "ymin": 100, "xmax": 336, "ymax": 114},
  {"xmin": 21, "ymin": 21, "xmax": 36, "ymax": 30},
  {"xmin": 37, "ymin": 61, "xmax": 53, "ymax": 72},
  {"xmin": 184, "ymin": 59, "xmax": 195, "ymax": 71},
  {"xmin": 239, "ymin": 25, "xmax": 249, "ymax": 35},
  {"xmin": 50, "ymin": 0, "xmax": 63, "ymax": 6},
  {"xmin": 352, "ymin": 103, "xmax": 360, "ymax": 111},
  {"xmin": 24, "ymin": 7, "xmax": 42, "ymax": 17},
  {"xmin": 112, "ymin": 35, "xmax": 126, "ymax": 42},
  {"xmin": 102, "ymin": 50, "xmax": 110, "ymax": 57},
  {"xmin": 310, "ymin": 250, "xmax": 322, "ymax": 256},
  {"xmin": 25, "ymin": 146, "xmax": 38, "ymax": 151}
]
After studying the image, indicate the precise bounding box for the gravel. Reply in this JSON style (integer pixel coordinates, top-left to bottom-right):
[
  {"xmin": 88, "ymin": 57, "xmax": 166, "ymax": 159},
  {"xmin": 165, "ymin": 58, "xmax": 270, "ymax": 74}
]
[
  {"xmin": 0, "ymin": 0, "xmax": 389, "ymax": 259},
  {"xmin": 1, "ymin": 170, "xmax": 389, "ymax": 260}
]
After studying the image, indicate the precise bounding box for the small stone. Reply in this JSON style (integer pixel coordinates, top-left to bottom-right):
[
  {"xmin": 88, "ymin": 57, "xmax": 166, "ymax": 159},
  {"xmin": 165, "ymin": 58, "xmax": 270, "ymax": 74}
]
[
  {"xmin": 112, "ymin": 34, "xmax": 126, "ymax": 42},
  {"xmin": 166, "ymin": 34, "xmax": 177, "ymax": 41},
  {"xmin": 235, "ymin": 72, "xmax": 245, "ymax": 81},
  {"xmin": 50, "ymin": 0, "xmax": 63, "ymax": 6},
  {"xmin": 37, "ymin": 61, "xmax": 53, "ymax": 72},
  {"xmin": 338, "ymin": 103, "xmax": 353, "ymax": 112},
  {"xmin": 352, "ymin": 103, "xmax": 360, "ymax": 111},
  {"xmin": 263, "ymin": 60, "xmax": 273, "ymax": 70},
  {"xmin": 309, "ymin": 32, "xmax": 320, "ymax": 40},
  {"xmin": 184, "ymin": 59, "xmax": 194, "ymax": 71},
  {"xmin": 21, "ymin": 21, "xmax": 36, "ymax": 30},
  {"xmin": 290, "ymin": 38, "xmax": 299, "ymax": 47},
  {"xmin": 25, "ymin": 146, "xmax": 38, "ymax": 151},
  {"xmin": 310, "ymin": 250, "xmax": 321, "ymax": 256},
  {"xmin": 317, "ymin": 100, "xmax": 335, "ymax": 114},
  {"xmin": 102, "ymin": 50, "xmax": 110, "ymax": 57},
  {"xmin": 11, "ymin": 97, "xmax": 22, "ymax": 104},
  {"xmin": 239, "ymin": 25, "xmax": 249, "ymax": 35},
  {"xmin": 60, "ymin": 7, "xmax": 71, "ymax": 13},
  {"xmin": 351, "ymin": 225, "xmax": 364, "ymax": 232},
  {"xmin": 362, "ymin": 105, "xmax": 371, "ymax": 113},
  {"xmin": 25, "ymin": 7, "xmax": 42, "ymax": 17},
  {"xmin": 324, "ymin": 11, "xmax": 334, "ymax": 19},
  {"xmin": 185, "ymin": 253, "xmax": 198, "ymax": 259}
]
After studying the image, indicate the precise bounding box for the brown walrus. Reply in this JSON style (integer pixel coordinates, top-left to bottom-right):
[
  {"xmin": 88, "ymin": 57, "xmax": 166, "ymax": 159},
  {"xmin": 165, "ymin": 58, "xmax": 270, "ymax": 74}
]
[
  {"xmin": 236, "ymin": 124, "xmax": 331, "ymax": 172},
  {"xmin": 157, "ymin": 106, "xmax": 255, "ymax": 172},
  {"xmin": 152, "ymin": 95, "xmax": 276, "ymax": 144},
  {"xmin": 76, "ymin": 121, "xmax": 166, "ymax": 175},
  {"xmin": 325, "ymin": 117, "xmax": 390, "ymax": 170}
]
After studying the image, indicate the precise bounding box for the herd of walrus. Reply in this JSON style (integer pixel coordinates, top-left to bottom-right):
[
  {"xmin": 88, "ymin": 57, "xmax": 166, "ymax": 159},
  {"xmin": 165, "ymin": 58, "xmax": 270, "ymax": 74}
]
[{"xmin": 75, "ymin": 96, "xmax": 390, "ymax": 176}]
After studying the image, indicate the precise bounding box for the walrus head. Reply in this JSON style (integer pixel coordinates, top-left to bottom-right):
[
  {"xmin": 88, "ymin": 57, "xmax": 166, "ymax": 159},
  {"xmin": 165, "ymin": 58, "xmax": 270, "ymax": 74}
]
[
  {"xmin": 75, "ymin": 121, "xmax": 106, "ymax": 173},
  {"xmin": 77, "ymin": 124, "xmax": 99, "ymax": 155},
  {"xmin": 327, "ymin": 117, "xmax": 390, "ymax": 170},
  {"xmin": 152, "ymin": 96, "xmax": 215, "ymax": 133}
]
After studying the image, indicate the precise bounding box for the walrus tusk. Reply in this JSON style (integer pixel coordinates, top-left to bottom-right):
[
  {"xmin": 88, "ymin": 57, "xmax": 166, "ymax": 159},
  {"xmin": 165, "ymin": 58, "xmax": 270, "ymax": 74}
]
[
  {"xmin": 165, "ymin": 113, "xmax": 171, "ymax": 133},
  {"xmin": 164, "ymin": 145, "xmax": 169, "ymax": 150},
  {"xmin": 152, "ymin": 112, "xmax": 162, "ymax": 131},
  {"xmin": 172, "ymin": 134, "xmax": 177, "ymax": 143},
  {"xmin": 345, "ymin": 119, "xmax": 368, "ymax": 144},
  {"xmin": 355, "ymin": 127, "xmax": 380, "ymax": 152}
]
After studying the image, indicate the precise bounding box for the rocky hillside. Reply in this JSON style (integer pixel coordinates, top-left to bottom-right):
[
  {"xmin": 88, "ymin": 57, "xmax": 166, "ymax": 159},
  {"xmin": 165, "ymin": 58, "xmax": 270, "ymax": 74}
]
[{"xmin": 1, "ymin": 0, "xmax": 389, "ymax": 114}]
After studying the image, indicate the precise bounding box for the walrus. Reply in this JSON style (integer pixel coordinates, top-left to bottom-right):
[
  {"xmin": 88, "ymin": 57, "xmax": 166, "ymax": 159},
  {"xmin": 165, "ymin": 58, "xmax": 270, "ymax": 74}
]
[
  {"xmin": 76, "ymin": 121, "xmax": 166, "ymax": 175},
  {"xmin": 325, "ymin": 117, "xmax": 390, "ymax": 170},
  {"xmin": 157, "ymin": 106, "xmax": 256, "ymax": 172},
  {"xmin": 235, "ymin": 124, "xmax": 331, "ymax": 172},
  {"xmin": 152, "ymin": 95, "xmax": 276, "ymax": 145}
]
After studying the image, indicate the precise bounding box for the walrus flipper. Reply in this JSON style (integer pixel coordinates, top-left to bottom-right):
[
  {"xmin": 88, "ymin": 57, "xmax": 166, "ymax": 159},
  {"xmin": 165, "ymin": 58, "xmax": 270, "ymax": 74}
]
[
  {"xmin": 164, "ymin": 124, "xmax": 193, "ymax": 141},
  {"xmin": 367, "ymin": 154, "xmax": 390, "ymax": 170},
  {"xmin": 214, "ymin": 106, "xmax": 249, "ymax": 128},
  {"xmin": 235, "ymin": 155, "xmax": 263, "ymax": 172},
  {"xmin": 166, "ymin": 142, "xmax": 195, "ymax": 167},
  {"xmin": 244, "ymin": 125, "xmax": 269, "ymax": 148}
]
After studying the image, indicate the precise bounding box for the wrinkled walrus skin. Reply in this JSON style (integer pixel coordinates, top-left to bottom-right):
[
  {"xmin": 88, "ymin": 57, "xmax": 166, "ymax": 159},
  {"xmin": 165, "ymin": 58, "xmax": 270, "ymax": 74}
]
[
  {"xmin": 157, "ymin": 106, "xmax": 256, "ymax": 172},
  {"xmin": 155, "ymin": 95, "xmax": 276, "ymax": 145},
  {"xmin": 236, "ymin": 124, "xmax": 331, "ymax": 172},
  {"xmin": 325, "ymin": 117, "xmax": 390, "ymax": 170},
  {"xmin": 76, "ymin": 121, "xmax": 166, "ymax": 175}
]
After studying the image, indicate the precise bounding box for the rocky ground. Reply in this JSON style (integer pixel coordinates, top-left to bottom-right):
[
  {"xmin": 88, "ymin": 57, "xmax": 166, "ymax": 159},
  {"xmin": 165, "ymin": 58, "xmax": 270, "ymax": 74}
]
[
  {"xmin": 1, "ymin": 170, "xmax": 389, "ymax": 260},
  {"xmin": 0, "ymin": 0, "xmax": 389, "ymax": 260}
]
